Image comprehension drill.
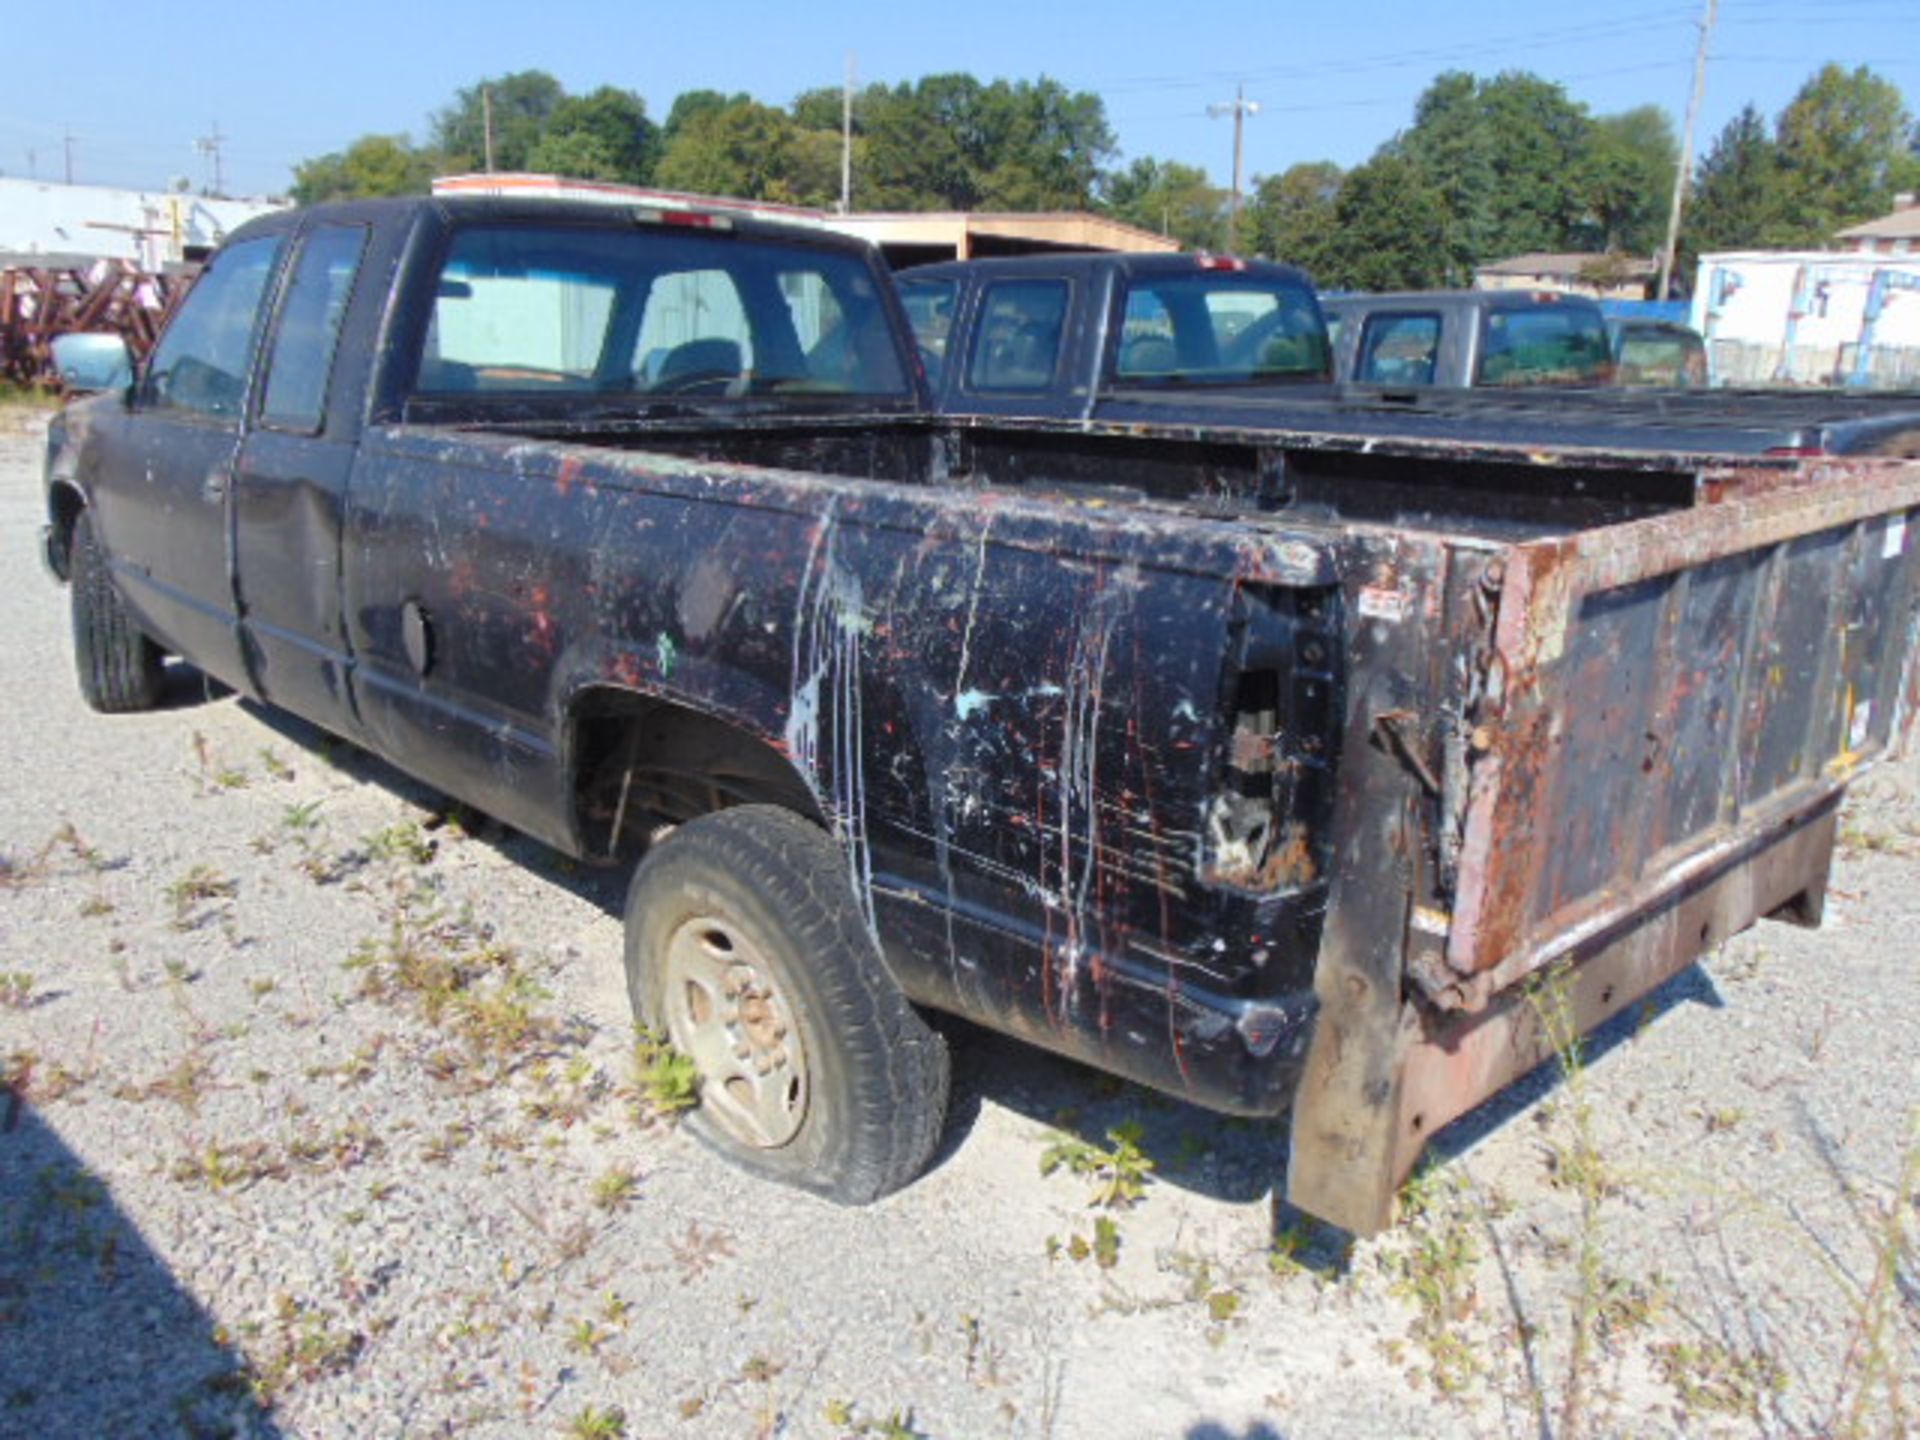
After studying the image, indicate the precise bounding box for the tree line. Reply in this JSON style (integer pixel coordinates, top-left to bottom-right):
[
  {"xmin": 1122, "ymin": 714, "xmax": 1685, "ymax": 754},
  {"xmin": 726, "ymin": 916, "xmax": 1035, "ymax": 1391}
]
[
  {"xmin": 291, "ymin": 71, "xmax": 1115, "ymax": 214},
  {"xmin": 290, "ymin": 62, "xmax": 1917, "ymax": 291}
]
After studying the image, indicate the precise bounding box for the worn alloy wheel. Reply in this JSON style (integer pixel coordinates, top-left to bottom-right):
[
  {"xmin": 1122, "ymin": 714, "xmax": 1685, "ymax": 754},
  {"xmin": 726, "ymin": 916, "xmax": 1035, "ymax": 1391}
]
[
  {"xmin": 659, "ymin": 912, "xmax": 809, "ymax": 1149},
  {"xmin": 623, "ymin": 804, "xmax": 949, "ymax": 1203}
]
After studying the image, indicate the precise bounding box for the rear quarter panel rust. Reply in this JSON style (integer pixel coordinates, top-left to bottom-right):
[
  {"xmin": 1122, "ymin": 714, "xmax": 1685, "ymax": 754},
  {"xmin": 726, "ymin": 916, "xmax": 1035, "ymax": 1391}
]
[{"xmin": 343, "ymin": 426, "xmax": 1345, "ymax": 1107}]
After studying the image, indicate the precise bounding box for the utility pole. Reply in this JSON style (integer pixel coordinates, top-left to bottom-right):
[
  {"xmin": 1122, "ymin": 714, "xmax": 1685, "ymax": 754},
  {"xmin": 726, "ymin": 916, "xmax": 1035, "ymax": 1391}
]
[
  {"xmin": 63, "ymin": 127, "xmax": 76, "ymax": 185},
  {"xmin": 840, "ymin": 52, "xmax": 856, "ymax": 215},
  {"xmin": 196, "ymin": 122, "xmax": 227, "ymax": 196},
  {"xmin": 1208, "ymin": 85, "xmax": 1259, "ymax": 253},
  {"xmin": 482, "ymin": 86, "xmax": 496, "ymax": 173},
  {"xmin": 1657, "ymin": 0, "xmax": 1718, "ymax": 302}
]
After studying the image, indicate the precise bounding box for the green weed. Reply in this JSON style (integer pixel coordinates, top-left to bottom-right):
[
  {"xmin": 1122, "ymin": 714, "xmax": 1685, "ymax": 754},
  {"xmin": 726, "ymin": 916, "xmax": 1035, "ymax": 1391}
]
[{"xmin": 1039, "ymin": 1120, "xmax": 1155, "ymax": 1209}]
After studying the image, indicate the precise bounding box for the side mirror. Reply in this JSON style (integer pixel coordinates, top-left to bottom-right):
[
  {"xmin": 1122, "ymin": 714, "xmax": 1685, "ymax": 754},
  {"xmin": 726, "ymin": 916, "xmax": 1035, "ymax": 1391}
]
[{"xmin": 50, "ymin": 333, "xmax": 134, "ymax": 396}]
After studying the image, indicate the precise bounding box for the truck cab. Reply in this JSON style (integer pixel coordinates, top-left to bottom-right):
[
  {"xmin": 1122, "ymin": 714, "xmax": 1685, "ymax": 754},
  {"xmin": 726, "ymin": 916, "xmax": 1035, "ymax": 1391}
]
[
  {"xmin": 1322, "ymin": 289, "xmax": 1614, "ymax": 389},
  {"xmin": 896, "ymin": 251, "xmax": 1332, "ymax": 420}
]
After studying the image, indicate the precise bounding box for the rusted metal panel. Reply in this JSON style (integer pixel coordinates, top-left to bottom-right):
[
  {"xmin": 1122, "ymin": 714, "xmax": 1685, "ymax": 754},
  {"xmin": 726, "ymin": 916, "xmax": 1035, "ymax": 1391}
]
[
  {"xmin": 1392, "ymin": 801, "xmax": 1839, "ymax": 1194},
  {"xmin": 1444, "ymin": 464, "xmax": 1920, "ymax": 1002}
]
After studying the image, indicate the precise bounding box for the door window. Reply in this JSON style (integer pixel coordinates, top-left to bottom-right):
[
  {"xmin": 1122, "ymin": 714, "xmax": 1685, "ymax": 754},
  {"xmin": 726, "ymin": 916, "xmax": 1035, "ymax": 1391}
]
[
  {"xmin": 260, "ymin": 225, "xmax": 369, "ymax": 432},
  {"xmin": 144, "ymin": 235, "xmax": 283, "ymax": 419},
  {"xmin": 966, "ymin": 280, "xmax": 1069, "ymax": 392},
  {"xmin": 1356, "ymin": 312, "xmax": 1441, "ymax": 386}
]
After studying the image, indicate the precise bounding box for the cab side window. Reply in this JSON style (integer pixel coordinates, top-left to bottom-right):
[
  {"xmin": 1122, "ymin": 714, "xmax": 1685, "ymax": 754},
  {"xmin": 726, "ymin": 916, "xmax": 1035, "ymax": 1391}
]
[
  {"xmin": 261, "ymin": 225, "xmax": 369, "ymax": 432},
  {"xmin": 1356, "ymin": 312, "xmax": 1441, "ymax": 386},
  {"xmin": 967, "ymin": 280, "xmax": 1068, "ymax": 392},
  {"xmin": 145, "ymin": 235, "xmax": 283, "ymax": 419}
]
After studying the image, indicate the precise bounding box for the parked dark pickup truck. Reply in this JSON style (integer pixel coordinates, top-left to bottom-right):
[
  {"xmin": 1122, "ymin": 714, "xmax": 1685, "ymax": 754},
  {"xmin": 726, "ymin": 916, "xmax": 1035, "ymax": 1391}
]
[
  {"xmin": 1321, "ymin": 289, "xmax": 1615, "ymax": 389},
  {"xmin": 898, "ymin": 253, "xmax": 1919, "ymax": 456},
  {"xmin": 45, "ymin": 196, "xmax": 1920, "ymax": 1235}
]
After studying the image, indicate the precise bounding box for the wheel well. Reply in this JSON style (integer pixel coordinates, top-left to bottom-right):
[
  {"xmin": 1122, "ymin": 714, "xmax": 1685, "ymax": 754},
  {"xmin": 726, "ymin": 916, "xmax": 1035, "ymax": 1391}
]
[
  {"xmin": 47, "ymin": 484, "xmax": 84, "ymax": 581},
  {"xmin": 570, "ymin": 687, "xmax": 823, "ymax": 862}
]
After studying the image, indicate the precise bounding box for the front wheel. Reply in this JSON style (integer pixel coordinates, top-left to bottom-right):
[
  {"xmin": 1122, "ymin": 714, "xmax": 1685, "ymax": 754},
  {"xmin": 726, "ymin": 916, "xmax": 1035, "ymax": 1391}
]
[
  {"xmin": 623, "ymin": 805, "xmax": 949, "ymax": 1203},
  {"xmin": 69, "ymin": 509, "xmax": 163, "ymax": 713}
]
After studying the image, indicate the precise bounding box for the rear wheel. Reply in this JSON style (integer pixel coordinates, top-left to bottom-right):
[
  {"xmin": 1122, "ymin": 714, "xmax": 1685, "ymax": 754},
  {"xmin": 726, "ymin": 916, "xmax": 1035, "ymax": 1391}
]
[
  {"xmin": 69, "ymin": 509, "xmax": 163, "ymax": 713},
  {"xmin": 623, "ymin": 805, "xmax": 949, "ymax": 1203}
]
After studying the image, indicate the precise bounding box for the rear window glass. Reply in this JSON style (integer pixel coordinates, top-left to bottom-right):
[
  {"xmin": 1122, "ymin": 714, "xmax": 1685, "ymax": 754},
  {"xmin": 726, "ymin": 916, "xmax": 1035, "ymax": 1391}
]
[
  {"xmin": 1356, "ymin": 312, "xmax": 1441, "ymax": 386},
  {"xmin": 967, "ymin": 279, "xmax": 1069, "ymax": 392},
  {"xmin": 1614, "ymin": 329, "xmax": 1707, "ymax": 387},
  {"xmin": 416, "ymin": 225, "xmax": 909, "ymax": 400},
  {"xmin": 1476, "ymin": 307, "xmax": 1612, "ymax": 387},
  {"xmin": 1117, "ymin": 274, "xmax": 1328, "ymax": 384}
]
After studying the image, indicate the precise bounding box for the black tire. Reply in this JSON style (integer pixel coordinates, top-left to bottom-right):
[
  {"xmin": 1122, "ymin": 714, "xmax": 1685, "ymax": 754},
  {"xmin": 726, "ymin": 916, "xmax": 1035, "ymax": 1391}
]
[
  {"xmin": 69, "ymin": 509, "xmax": 163, "ymax": 713},
  {"xmin": 623, "ymin": 804, "xmax": 949, "ymax": 1203}
]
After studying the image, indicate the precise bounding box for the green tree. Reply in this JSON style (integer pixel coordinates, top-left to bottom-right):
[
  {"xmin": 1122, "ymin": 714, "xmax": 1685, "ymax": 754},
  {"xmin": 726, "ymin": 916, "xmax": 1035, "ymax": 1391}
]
[
  {"xmin": 289, "ymin": 134, "xmax": 436, "ymax": 205},
  {"xmin": 655, "ymin": 100, "xmax": 804, "ymax": 201},
  {"xmin": 1315, "ymin": 154, "xmax": 1451, "ymax": 291},
  {"xmin": 1580, "ymin": 105, "xmax": 1677, "ymax": 254},
  {"xmin": 857, "ymin": 73, "xmax": 1114, "ymax": 212},
  {"xmin": 540, "ymin": 87, "xmax": 658, "ymax": 183},
  {"xmin": 662, "ymin": 90, "xmax": 749, "ymax": 146},
  {"xmin": 1245, "ymin": 161, "xmax": 1343, "ymax": 276},
  {"xmin": 1101, "ymin": 157, "xmax": 1225, "ymax": 250},
  {"xmin": 860, "ymin": 77, "xmax": 978, "ymax": 209},
  {"xmin": 1772, "ymin": 63, "xmax": 1914, "ymax": 243},
  {"xmin": 524, "ymin": 129, "xmax": 624, "ymax": 183},
  {"xmin": 974, "ymin": 78, "xmax": 1115, "ymax": 209},
  {"xmin": 790, "ymin": 86, "xmax": 851, "ymax": 135},
  {"xmin": 1397, "ymin": 70, "xmax": 1595, "ymax": 279},
  {"xmin": 432, "ymin": 70, "xmax": 565, "ymax": 172},
  {"xmin": 1683, "ymin": 104, "xmax": 1786, "ymax": 254}
]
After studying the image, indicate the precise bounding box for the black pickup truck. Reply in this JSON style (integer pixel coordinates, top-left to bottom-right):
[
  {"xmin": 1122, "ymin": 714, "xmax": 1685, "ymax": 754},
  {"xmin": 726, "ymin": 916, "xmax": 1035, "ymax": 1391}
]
[
  {"xmin": 44, "ymin": 196, "xmax": 1920, "ymax": 1235},
  {"xmin": 898, "ymin": 251, "xmax": 1917, "ymax": 454}
]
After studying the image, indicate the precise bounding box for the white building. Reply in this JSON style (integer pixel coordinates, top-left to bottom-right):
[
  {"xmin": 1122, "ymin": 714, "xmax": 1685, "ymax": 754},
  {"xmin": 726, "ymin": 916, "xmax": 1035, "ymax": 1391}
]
[
  {"xmin": 0, "ymin": 177, "xmax": 284, "ymax": 270},
  {"xmin": 1690, "ymin": 249, "xmax": 1920, "ymax": 388}
]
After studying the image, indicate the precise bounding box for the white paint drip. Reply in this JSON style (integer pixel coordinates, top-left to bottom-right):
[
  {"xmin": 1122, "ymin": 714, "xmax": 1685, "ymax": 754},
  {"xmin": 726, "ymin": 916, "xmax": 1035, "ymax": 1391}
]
[{"xmin": 783, "ymin": 503, "xmax": 879, "ymax": 941}]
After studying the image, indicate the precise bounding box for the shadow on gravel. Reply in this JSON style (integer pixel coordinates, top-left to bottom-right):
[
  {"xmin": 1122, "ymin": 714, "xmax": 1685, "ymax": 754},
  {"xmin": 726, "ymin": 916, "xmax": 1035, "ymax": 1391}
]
[
  {"xmin": 941, "ymin": 958, "xmax": 1727, "ymax": 1255},
  {"xmin": 216, "ymin": 678, "xmax": 1728, "ymax": 1257},
  {"xmin": 232, "ymin": 696, "xmax": 629, "ymax": 918},
  {"xmin": 1187, "ymin": 1424, "xmax": 1288, "ymax": 1440},
  {"xmin": 0, "ymin": 1093, "xmax": 282, "ymax": 1437},
  {"xmin": 1422, "ymin": 959, "xmax": 1723, "ymax": 1174}
]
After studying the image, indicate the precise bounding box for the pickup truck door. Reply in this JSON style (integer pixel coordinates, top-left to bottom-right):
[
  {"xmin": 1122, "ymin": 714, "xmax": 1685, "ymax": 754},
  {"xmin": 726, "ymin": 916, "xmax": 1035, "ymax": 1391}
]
[
  {"xmin": 945, "ymin": 273, "xmax": 1090, "ymax": 420},
  {"xmin": 231, "ymin": 222, "xmax": 374, "ymax": 734},
  {"xmin": 84, "ymin": 233, "xmax": 285, "ymax": 689}
]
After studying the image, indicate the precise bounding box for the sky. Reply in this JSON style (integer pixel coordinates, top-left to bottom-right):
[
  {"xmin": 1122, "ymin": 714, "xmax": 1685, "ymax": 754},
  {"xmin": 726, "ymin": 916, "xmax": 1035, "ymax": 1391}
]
[{"xmin": 2, "ymin": 0, "xmax": 1915, "ymax": 201}]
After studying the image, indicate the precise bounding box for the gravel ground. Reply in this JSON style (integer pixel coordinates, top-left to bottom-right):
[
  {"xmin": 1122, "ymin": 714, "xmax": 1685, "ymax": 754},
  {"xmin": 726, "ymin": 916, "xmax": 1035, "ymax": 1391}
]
[{"xmin": 3, "ymin": 407, "xmax": 1917, "ymax": 1440}]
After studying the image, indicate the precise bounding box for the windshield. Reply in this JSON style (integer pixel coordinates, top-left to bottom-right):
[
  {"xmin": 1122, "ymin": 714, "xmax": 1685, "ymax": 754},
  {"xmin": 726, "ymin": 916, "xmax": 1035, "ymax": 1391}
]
[
  {"xmin": 415, "ymin": 224, "xmax": 911, "ymax": 401},
  {"xmin": 1114, "ymin": 274, "xmax": 1330, "ymax": 386},
  {"xmin": 1475, "ymin": 306, "xmax": 1612, "ymax": 387}
]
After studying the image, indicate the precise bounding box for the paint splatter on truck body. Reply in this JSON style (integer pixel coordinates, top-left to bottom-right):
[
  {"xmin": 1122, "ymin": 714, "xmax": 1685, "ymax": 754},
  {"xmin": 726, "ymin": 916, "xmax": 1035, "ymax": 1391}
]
[{"xmin": 43, "ymin": 195, "xmax": 1920, "ymax": 1234}]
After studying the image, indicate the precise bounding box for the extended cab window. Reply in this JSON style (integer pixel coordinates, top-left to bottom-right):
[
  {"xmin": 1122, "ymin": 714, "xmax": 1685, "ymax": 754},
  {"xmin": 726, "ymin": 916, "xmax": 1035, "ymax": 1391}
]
[
  {"xmin": 1117, "ymin": 275, "xmax": 1328, "ymax": 384},
  {"xmin": 415, "ymin": 225, "xmax": 909, "ymax": 399},
  {"xmin": 967, "ymin": 280, "xmax": 1068, "ymax": 392},
  {"xmin": 897, "ymin": 279, "xmax": 958, "ymax": 385},
  {"xmin": 1476, "ymin": 307, "xmax": 1612, "ymax": 387},
  {"xmin": 261, "ymin": 225, "xmax": 368, "ymax": 432},
  {"xmin": 144, "ymin": 235, "xmax": 282, "ymax": 419},
  {"xmin": 1356, "ymin": 312, "xmax": 1441, "ymax": 386}
]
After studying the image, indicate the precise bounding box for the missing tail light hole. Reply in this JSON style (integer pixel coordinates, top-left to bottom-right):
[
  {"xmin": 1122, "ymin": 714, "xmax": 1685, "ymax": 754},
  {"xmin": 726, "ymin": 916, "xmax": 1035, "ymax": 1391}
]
[{"xmin": 1202, "ymin": 583, "xmax": 1339, "ymax": 893}]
